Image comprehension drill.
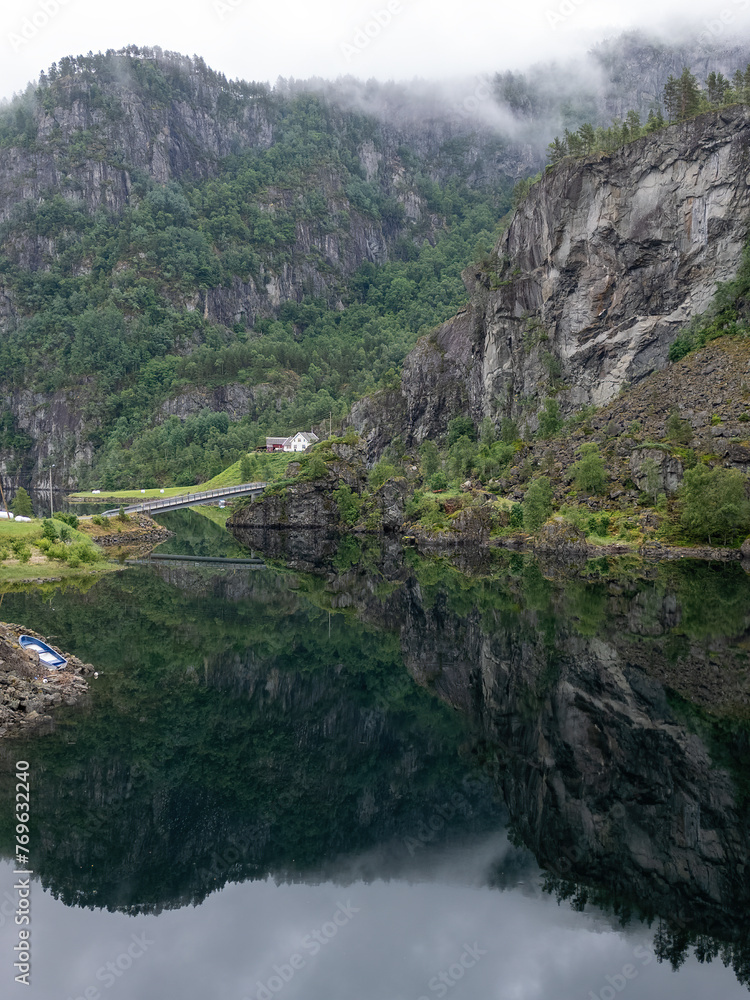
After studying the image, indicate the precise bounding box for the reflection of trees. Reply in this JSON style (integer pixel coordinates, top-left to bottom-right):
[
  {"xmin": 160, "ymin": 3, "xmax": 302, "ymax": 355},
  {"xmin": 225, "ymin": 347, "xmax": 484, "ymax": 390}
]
[{"xmin": 0, "ymin": 561, "xmax": 499, "ymax": 913}]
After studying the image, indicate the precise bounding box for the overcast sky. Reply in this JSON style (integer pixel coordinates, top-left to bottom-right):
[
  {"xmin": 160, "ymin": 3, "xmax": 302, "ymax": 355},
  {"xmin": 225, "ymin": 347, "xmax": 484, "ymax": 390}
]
[{"xmin": 1, "ymin": 0, "xmax": 750, "ymax": 101}]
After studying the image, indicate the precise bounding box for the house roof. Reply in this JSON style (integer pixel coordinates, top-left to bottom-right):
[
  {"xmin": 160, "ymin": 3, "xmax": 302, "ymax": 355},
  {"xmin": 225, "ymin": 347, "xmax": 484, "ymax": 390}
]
[
  {"xmin": 265, "ymin": 437, "xmax": 288, "ymax": 445},
  {"xmin": 294, "ymin": 431, "xmax": 319, "ymax": 442}
]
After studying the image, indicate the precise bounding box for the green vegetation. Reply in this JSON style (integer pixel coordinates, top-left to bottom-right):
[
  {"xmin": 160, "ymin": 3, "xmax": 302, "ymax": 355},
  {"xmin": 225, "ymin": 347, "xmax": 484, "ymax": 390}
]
[
  {"xmin": 0, "ymin": 516, "xmax": 110, "ymax": 580},
  {"xmin": 547, "ymin": 66, "xmax": 750, "ymax": 164},
  {"xmin": 0, "ymin": 51, "xmax": 512, "ymax": 488},
  {"xmin": 523, "ymin": 477, "xmax": 553, "ymax": 533},
  {"xmin": 570, "ymin": 443, "xmax": 607, "ymax": 494},
  {"xmin": 679, "ymin": 466, "xmax": 750, "ymax": 545},
  {"xmin": 669, "ymin": 242, "xmax": 750, "ymax": 362},
  {"xmin": 10, "ymin": 487, "xmax": 33, "ymax": 518}
]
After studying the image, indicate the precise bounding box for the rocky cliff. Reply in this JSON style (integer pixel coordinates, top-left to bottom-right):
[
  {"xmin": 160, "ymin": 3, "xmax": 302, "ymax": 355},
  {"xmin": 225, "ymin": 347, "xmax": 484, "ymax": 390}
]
[{"xmin": 351, "ymin": 107, "xmax": 750, "ymax": 454}]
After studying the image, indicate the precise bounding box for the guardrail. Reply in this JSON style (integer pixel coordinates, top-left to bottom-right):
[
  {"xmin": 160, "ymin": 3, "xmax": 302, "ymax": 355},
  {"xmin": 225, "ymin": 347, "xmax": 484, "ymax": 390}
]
[{"xmin": 101, "ymin": 482, "xmax": 269, "ymax": 518}]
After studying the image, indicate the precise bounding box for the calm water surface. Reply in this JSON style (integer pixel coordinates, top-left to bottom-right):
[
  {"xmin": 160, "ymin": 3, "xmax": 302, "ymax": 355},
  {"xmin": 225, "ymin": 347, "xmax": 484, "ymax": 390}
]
[{"xmin": 0, "ymin": 510, "xmax": 748, "ymax": 999}]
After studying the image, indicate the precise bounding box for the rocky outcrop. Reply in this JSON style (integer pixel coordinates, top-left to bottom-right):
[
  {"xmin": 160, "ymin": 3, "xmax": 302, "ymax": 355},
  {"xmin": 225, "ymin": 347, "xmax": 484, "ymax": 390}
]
[
  {"xmin": 352, "ymin": 108, "xmax": 750, "ymax": 457},
  {"xmin": 0, "ymin": 622, "xmax": 94, "ymax": 736}
]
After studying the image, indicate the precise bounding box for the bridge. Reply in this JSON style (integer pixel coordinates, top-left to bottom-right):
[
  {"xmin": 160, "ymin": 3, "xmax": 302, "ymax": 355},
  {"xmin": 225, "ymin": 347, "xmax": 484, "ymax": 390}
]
[
  {"xmin": 101, "ymin": 482, "xmax": 268, "ymax": 518},
  {"xmin": 129, "ymin": 554, "xmax": 267, "ymax": 567}
]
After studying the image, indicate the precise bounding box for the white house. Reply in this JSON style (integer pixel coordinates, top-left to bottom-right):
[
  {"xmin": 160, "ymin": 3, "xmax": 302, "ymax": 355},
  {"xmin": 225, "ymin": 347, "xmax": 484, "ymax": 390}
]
[
  {"xmin": 265, "ymin": 431, "xmax": 320, "ymax": 453},
  {"xmin": 284, "ymin": 431, "xmax": 319, "ymax": 453}
]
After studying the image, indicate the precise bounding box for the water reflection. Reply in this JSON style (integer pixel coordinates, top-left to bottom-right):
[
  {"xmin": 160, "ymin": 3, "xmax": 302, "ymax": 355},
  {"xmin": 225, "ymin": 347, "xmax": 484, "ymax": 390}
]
[{"xmin": 0, "ymin": 515, "xmax": 748, "ymax": 995}]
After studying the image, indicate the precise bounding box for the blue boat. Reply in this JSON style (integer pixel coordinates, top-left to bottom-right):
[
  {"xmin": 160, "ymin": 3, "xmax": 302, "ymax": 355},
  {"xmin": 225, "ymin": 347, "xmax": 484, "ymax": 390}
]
[{"xmin": 19, "ymin": 635, "xmax": 67, "ymax": 670}]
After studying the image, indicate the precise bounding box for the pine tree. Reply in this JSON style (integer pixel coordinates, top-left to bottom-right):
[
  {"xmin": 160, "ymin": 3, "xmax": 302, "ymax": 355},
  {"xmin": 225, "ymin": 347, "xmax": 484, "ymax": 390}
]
[
  {"xmin": 625, "ymin": 109, "xmax": 642, "ymax": 140},
  {"xmin": 547, "ymin": 136, "xmax": 567, "ymax": 164},
  {"xmin": 677, "ymin": 67, "xmax": 701, "ymax": 119},
  {"xmin": 577, "ymin": 122, "xmax": 596, "ymax": 154},
  {"xmin": 663, "ymin": 75, "xmax": 680, "ymax": 121},
  {"xmin": 564, "ymin": 128, "xmax": 583, "ymax": 156},
  {"xmin": 707, "ymin": 71, "xmax": 730, "ymax": 105},
  {"xmin": 10, "ymin": 487, "xmax": 33, "ymax": 518}
]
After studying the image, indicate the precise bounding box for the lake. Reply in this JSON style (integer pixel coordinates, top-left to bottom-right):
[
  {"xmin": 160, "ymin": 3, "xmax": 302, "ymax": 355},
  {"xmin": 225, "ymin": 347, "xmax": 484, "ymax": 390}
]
[{"xmin": 0, "ymin": 509, "xmax": 749, "ymax": 999}]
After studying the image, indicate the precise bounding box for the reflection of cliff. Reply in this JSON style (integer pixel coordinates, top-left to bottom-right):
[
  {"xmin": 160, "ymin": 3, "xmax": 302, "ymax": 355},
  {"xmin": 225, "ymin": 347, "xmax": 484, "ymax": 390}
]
[
  {"xmin": 2, "ymin": 537, "xmax": 750, "ymax": 983},
  {"xmin": 399, "ymin": 561, "xmax": 750, "ymax": 982},
  {"xmin": 234, "ymin": 532, "xmax": 750, "ymax": 980}
]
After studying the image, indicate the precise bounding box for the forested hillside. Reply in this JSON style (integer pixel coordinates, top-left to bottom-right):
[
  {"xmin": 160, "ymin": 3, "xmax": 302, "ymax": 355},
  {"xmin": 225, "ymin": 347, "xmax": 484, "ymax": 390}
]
[
  {"xmin": 2, "ymin": 36, "xmax": 750, "ymax": 492},
  {"xmin": 0, "ymin": 48, "xmax": 511, "ymax": 489}
]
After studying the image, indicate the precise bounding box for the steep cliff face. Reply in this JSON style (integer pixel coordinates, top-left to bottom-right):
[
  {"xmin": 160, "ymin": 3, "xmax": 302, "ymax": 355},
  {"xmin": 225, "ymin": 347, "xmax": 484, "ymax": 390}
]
[
  {"xmin": 352, "ymin": 107, "xmax": 750, "ymax": 455},
  {"xmin": 482, "ymin": 106, "xmax": 750, "ymax": 415}
]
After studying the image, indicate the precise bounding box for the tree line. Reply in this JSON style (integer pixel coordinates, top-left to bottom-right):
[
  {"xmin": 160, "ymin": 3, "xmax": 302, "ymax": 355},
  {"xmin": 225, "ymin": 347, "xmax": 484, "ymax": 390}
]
[{"xmin": 547, "ymin": 65, "xmax": 750, "ymax": 163}]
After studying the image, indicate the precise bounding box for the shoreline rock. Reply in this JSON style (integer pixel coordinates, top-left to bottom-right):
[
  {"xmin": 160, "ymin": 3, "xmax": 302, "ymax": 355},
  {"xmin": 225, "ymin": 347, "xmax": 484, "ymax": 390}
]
[{"xmin": 0, "ymin": 622, "xmax": 95, "ymax": 738}]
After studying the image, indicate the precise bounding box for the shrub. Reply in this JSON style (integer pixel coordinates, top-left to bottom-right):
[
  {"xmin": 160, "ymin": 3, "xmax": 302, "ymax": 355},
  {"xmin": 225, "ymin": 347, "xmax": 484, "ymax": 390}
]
[
  {"xmin": 16, "ymin": 545, "xmax": 31, "ymax": 564},
  {"xmin": 679, "ymin": 465, "xmax": 750, "ymax": 545},
  {"xmin": 588, "ymin": 514, "xmax": 611, "ymax": 536},
  {"xmin": 59, "ymin": 525, "xmax": 71, "ymax": 542},
  {"xmin": 92, "ymin": 515, "xmax": 104, "ymax": 526},
  {"xmin": 666, "ymin": 410, "xmax": 693, "ymax": 445},
  {"xmin": 53, "ymin": 512, "xmax": 79, "ymax": 529},
  {"xmin": 571, "ymin": 443, "xmax": 607, "ymax": 493},
  {"xmin": 509, "ymin": 503, "xmax": 524, "ymax": 529},
  {"xmin": 369, "ymin": 460, "xmax": 398, "ymax": 489},
  {"xmin": 419, "ymin": 440, "xmax": 440, "ymax": 478},
  {"xmin": 37, "ymin": 537, "xmax": 51, "ymax": 553},
  {"xmin": 42, "ymin": 518, "xmax": 59, "ymax": 540},
  {"xmin": 428, "ymin": 471, "xmax": 448, "ymax": 491},
  {"xmin": 300, "ymin": 454, "xmax": 327, "ymax": 481},
  {"xmin": 499, "ymin": 417, "xmax": 519, "ymax": 444},
  {"xmin": 333, "ymin": 484, "xmax": 361, "ymax": 526},
  {"xmin": 0, "ymin": 547, "xmax": 9, "ymax": 561},
  {"xmin": 523, "ymin": 477, "xmax": 553, "ymax": 533},
  {"xmin": 447, "ymin": 416, "xmax": 476, "ymax": 446},
  {"xmin": 537, "ymin": 398, "xmax": 562, "ymax": 439},
  {"xmin": 118, "ymin": 506, "xmax": 129, "ymax": 522}
]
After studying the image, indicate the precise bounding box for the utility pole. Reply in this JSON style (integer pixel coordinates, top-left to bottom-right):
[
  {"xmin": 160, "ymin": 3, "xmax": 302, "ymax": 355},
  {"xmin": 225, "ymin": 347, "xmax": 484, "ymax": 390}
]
[
  {"xmin": 49, "ymin": 464, "xmax": 55, "ymax": 517},
  {"xmin": 0, "ymin": 477, "xmax": 9, "ymax": 517}
]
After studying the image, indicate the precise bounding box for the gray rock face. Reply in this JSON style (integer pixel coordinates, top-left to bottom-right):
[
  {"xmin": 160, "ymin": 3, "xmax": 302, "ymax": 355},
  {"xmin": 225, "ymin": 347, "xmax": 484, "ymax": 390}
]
[
  {"xmin": 481, "ymin": 107, "xmax": 750, "ymax": 420},
  {"xmin": 629, "ymin": 447, "xmax": 685, "ymax": 493},
  {"xmin": 353, "ymin": 109, "xmax": 750, "ymax": 458}
]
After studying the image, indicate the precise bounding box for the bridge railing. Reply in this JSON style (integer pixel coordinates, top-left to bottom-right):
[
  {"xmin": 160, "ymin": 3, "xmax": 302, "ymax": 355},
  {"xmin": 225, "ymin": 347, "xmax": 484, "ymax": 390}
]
[{"xmin": 100, "ymin": 481, "xmax": 268, "ymax": 517}]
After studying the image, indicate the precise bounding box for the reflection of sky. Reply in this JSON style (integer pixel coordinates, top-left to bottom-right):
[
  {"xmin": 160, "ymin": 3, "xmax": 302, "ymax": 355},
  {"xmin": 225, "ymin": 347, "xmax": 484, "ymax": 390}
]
[{"xmin": 1, "ymin": 841, "xmax": 747, "ymax": 1000}]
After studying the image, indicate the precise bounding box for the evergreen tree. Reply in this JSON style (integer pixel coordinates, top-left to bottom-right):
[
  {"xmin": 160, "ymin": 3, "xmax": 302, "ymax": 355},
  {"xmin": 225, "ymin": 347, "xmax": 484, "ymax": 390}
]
[
  {"xmin": 547, "ymin": 136, "xmax": 567, "ymax": 164},
  {"xmin": 577, "ymin": 122, "xmax": 596, "ymax": 154},
  {"xmin": 10, "ymin": 487, "xmax": 33, "ymax": 518},
  {"xmin": 625, "ymin": 109, "xmax": 642, "ymax": 139},
  {"xmin": 663, "ymin": 75, "xmax": 680, "ymax": 121}
]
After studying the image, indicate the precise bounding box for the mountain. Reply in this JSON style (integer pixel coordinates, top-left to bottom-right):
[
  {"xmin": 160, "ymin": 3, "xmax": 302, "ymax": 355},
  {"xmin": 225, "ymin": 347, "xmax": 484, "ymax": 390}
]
[
  {"xmin": 2, "ymin": 36, "xmax": 750, "ymax": 493},
  {"xmin": 0, "ymin": 47, "xmax": 518, "ymax": 491},
  {"xmin": 351, "ymin": 105, "xmax": 750, "ymax": 456}
]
